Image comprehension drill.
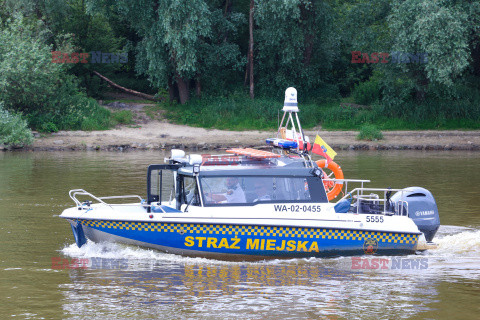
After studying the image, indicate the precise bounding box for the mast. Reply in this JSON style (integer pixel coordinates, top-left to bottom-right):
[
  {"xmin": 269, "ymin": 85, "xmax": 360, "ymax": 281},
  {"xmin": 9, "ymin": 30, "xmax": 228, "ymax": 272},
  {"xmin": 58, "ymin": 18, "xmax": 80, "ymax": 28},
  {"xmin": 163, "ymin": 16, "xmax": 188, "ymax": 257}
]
[{"xmin": 275, "ymin": 87, "xmax": 314, "ymax": 167}]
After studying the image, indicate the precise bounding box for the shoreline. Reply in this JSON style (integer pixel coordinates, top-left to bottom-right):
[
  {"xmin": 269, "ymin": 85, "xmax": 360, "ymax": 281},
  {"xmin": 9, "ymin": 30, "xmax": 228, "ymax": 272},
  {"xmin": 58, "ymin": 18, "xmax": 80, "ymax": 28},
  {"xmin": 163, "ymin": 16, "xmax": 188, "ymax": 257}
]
[{"xmin": 3, "ymin": 120, "xmax": 480, "ymax": 151}]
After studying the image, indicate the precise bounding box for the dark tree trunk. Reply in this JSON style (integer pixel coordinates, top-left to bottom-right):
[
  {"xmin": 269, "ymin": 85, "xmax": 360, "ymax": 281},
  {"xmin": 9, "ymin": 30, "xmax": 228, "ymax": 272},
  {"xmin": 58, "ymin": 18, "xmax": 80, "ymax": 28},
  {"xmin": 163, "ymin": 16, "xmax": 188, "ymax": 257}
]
[
  {"xmin": 300, "ymin": 2, "xmax": 315, "ymax": 66},
  {"xmin": 303, "ymin": 33, "xmax": 314, "ymax": 66},
  {"xmin": 223, "ymin": 0, "xmax": 232, "ymax": 42},
  {"xmin": 195, "ymin": 76, "xmax": 202, "ymax": 97},
  {"xmin": 472, "ymin": 35, "xmax": 480, "ymax": 77},
  {"xmin": 168, "ymin": 76, "xmax": 177, "ymax": 102},
  {"xmin": 224, "ymin": 0, "xmax": 231, "ymax": 15},
  {"xmin": 415, "ymin": 73, "xmax": 429, "ymax": 102},
  {"xmin": 248, "ymin": 0, "xmax": 255, "ymax": 99},
  {"xmin": 244, "ymin": 60, "xmax": 249, "ymax": 86},
  {"xmin": 175, "ymin": 73, "xmax": 190, "ymax": 104}
]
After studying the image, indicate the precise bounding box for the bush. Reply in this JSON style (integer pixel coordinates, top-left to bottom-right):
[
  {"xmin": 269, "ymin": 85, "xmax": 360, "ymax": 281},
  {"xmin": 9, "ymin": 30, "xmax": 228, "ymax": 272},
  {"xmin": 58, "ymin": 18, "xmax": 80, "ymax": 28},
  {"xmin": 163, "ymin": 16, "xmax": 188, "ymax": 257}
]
[
  {"xmin": 356, "ymin": 124, "xmax": 383, "ymax": 141},
  {"xmin": 0, "ymin": 103, "xmax": 34, "ymax": 147},
  {"xmin": 377, "ymin": 82, "xmax": 480, "ymax": 128},
  {"xmin": 352, "ymin": 78, "xmax": 380, "ymax": 105},
  {"xmin": 0, "ymin": 16, "xmax": 113, "ymax": 132},
  {"xmin": 112, "ymin": 110, "xmax": 134, "ymax": 125},
  {"xmin": 319, "ymin": 82, "xmax": 480, "ymax": 129},
  {"xmin": 27, "ymin": 96, "xmax": 111, "ymax": 132},
  {"xmin": 0, "ymin": 16, "xmax": 67, "ymax": 113},
  {"xmin": 40, "ymin": 122, "xmax": 59, "ymax": 133}
]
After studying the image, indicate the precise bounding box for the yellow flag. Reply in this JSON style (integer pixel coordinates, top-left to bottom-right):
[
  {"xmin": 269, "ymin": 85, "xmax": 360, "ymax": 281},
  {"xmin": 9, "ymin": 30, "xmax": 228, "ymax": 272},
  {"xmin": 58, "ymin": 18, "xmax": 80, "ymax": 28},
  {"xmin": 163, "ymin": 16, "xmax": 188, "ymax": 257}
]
[{"xmin": 313, "ymin": 135, "xmax": 337, "ymax": 160}]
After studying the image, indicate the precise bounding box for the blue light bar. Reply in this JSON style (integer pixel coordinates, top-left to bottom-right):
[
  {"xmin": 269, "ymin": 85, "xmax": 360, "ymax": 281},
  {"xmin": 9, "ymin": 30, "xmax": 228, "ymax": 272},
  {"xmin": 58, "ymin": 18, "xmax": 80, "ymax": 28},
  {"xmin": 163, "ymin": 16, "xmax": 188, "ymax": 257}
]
[{"xmin": 266, "ymin": 138, "xmax": 298, "ymax": 149}]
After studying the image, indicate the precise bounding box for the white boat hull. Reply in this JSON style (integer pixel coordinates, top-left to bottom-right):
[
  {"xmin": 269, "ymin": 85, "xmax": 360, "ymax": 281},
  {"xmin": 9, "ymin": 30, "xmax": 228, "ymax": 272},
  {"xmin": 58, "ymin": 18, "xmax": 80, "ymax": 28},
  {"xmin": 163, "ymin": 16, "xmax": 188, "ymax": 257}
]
[{"xmin": 62, "ymin": 203, "xmax": 421, "ymax": 259}]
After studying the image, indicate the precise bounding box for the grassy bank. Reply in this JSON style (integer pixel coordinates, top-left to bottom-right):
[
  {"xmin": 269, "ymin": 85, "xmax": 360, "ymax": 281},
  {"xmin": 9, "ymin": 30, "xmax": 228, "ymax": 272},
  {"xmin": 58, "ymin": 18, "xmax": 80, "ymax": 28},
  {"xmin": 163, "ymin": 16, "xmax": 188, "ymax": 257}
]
[
  {"xmin": 161, "ymin": 94, "xmax": 480, "ymax": 131},
  {"xmin": 162, "ymin": 93, "xmax": 336, "ymax": 130}
]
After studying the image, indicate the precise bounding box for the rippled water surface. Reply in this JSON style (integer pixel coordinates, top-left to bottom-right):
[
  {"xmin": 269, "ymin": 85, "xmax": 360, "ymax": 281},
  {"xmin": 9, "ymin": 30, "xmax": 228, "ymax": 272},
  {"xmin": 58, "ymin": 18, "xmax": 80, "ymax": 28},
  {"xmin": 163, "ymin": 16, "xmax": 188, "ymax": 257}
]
[{"xmin": 1, "ymin": 150, "xmax": 479, "ymax": 319}]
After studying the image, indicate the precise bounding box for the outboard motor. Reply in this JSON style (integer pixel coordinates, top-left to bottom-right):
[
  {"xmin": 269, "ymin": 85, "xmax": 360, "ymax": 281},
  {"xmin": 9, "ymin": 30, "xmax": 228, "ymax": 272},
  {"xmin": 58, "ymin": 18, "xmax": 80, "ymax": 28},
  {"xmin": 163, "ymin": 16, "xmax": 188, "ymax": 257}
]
[{"xmin": 390, "ymin": 187, "xmax": 440, "ymax": 242}]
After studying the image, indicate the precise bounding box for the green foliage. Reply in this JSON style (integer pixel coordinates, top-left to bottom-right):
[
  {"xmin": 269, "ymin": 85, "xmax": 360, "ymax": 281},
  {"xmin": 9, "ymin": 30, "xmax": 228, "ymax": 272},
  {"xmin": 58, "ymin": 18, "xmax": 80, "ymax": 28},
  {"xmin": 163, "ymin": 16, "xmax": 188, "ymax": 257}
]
[
  {"xmin": 352, "ymin": 78, "xmax": 380, "ymax": 105},
  {"xmin": 193, "ymin": 9, "xmax": 245, "ymax": 96},
  {"xmin": 4, "ymin": 0, "xmax": 131, "ymax": 98},
  {"xmin": 0, "ymin": 103, "xmax": 34, "ymax": 147},
  {"xmin": 0, "ymin": 15, "xmax": 112, "ymax": 132},
  {"xmin": 1, "ymin": 0, "xmax": 480, "ymax": 133},
  {"xmin": 0, "ymin": 15, "xmax": 69, "ymax": 113},
  {"xmin": 87, "ymin": 0, "xmax": 479, "ymax": 126},
  {"xmin": 334, "ymin": 0, "xmax": 480, "ymax": 122},
  {"xmin": 254, "ymin": 0, "xmax": 337, "ymax": 98},
  {"xmin": 320, "ymin": 104, "xmax": 379, "ymax": 129},
  {"xmin": 356, "ymin": 124, "xmax": 383, "ymax": 141},
  {"xmin": 163, "ymin": 92, "xmax": 332, "ymax": 130},
  {"xmin": 128, "ymin": 0, "xmax": 211, "ymax": 81},
  {"xmin": 125, "ymin": 0, "xmax": 245, "ymax": 100},
  {"xmin": 111, "ymin": 110, "xmax": 134, "ymax": 125},
  {"xmin": 66, "ymin": 0, "xmax": 128, "ymax": 98},
  {"xmin": 163, "ymin": 87, "xmax": 480, "ymax": 131},
  {"xmin": 331, "ymin": 0, "xmax": 392, "ymax": 97},
  {"xmin": 162, "ymin": 0, "xmax": 211, "ymax": 77},
  {"xmin": 107, "ymin": 74, "xmax": 156, "ymax": 95},
  {"xmin": 27, "ymin": 96, "xmax": 111, "ymax": 132},
  {"xmin": 41, "ymin": 122, "xmax": 58, "ymax": 133},
  {"xmin": 320, "ymin": 83, "xmax": 480, "ymax": 130},
  {"xmin": 388, "ymin": 0, "xmax": 470, "ymax": 87}
]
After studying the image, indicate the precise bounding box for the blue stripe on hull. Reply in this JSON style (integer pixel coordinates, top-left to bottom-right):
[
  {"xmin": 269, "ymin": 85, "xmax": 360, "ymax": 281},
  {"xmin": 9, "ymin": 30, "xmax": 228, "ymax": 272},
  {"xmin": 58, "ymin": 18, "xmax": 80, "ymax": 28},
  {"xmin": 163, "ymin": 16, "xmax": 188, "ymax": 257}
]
[{"xmin": 76, "ymin": 219, "xmax": 419, "ymax": 257}]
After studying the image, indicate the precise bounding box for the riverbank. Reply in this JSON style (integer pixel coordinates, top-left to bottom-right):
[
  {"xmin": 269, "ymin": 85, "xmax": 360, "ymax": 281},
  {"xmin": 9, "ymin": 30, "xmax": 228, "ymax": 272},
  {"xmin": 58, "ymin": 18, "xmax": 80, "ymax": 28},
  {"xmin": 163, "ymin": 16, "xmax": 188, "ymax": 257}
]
[
  {"xmin": 17, "ymin": 120, "xmax": 480, "ymax": 151},
  {"xmin": 2, "ymin": 96, "xmax": 479, "ymax": 152}
]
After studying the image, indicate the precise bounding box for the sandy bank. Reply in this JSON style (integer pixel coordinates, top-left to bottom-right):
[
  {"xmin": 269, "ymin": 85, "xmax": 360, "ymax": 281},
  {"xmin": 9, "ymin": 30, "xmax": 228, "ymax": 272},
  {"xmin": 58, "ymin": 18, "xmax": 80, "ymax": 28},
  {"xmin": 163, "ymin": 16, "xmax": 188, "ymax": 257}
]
[{"xmin": 24, "ymin": 120, "xmax": 480, "ymax": 151}]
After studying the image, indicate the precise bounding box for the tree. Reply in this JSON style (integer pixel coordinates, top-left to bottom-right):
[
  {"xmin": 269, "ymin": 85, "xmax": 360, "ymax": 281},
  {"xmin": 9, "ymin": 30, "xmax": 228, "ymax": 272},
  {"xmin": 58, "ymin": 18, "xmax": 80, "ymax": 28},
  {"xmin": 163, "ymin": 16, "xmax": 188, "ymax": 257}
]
[
  {"xmin": 0, "ymin": 14, "xmax": 68, "ymax": 112},
  {"xmin": 331, "ymin": 0, "xmax": 392, "ymax": 97},
  {"xmin": 254, "ymin": 0, "xmax": 336, "ymax": 98},
  {"xmin": 248, "ymin": 0, "xmax": 254, "ymax": 99},
  {"xmin": 0, "ymin": 14, "xmax": 111, "ymax": 132},
  {"xmin": 105, "ymin": 0, "xmax": 244, "ymax": 104},
  {"xmin": 386, "ymin": 0, "xmax": 471, "ymax": 100},
  {"xmin": 2, "ymin": 0, "xmax": 129, "ymax": 97}
]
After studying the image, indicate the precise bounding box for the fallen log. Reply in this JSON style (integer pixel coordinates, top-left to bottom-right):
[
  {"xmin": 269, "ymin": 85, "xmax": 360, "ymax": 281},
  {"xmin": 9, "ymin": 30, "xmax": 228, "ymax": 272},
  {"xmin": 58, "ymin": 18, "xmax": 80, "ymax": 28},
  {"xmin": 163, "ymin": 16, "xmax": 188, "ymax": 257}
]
[{"xmin": 92, "ymin": 71, "xmax": 161, "ymax": 102}]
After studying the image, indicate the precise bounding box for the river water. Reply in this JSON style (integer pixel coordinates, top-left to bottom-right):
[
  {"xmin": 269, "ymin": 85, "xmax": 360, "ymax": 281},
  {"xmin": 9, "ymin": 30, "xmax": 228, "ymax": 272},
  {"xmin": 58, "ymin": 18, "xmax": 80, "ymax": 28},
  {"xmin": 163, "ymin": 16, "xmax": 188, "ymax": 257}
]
[{"xmin": 0, "ymin": 150, "xmax": 479, "ymax": 319}]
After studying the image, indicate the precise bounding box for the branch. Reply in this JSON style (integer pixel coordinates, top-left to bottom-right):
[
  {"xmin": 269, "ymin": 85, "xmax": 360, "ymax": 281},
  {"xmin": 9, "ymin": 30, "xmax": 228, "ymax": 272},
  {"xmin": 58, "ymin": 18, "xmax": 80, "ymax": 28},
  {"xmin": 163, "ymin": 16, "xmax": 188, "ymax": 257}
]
[{"xmin": 92, "ymin": 71, "xmax": 161, "ymax": 102}]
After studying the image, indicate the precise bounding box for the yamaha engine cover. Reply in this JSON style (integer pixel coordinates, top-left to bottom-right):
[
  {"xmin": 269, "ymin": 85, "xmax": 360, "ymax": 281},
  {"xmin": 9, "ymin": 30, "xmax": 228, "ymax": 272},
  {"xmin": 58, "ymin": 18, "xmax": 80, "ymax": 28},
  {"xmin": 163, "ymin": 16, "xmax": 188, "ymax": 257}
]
[{"xmin": 390, "ymin": 187, "xmax": 440, "ymax": 242}]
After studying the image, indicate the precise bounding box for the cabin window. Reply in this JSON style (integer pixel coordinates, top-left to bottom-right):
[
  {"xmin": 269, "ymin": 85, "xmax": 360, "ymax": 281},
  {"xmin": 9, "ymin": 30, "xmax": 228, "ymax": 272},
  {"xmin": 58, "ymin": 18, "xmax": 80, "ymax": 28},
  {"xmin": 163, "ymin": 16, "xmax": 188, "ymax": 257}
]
[
  {"xmin": 148, "ymin": 169, "xmax": 175, "ymax": 204},
  {"xmin": 181, "ymin": 176, "xmax": 201, "ymax": 206},
  {"xmin": 200, "ymin": 176, "xmax": 327, "ymax": 206}
]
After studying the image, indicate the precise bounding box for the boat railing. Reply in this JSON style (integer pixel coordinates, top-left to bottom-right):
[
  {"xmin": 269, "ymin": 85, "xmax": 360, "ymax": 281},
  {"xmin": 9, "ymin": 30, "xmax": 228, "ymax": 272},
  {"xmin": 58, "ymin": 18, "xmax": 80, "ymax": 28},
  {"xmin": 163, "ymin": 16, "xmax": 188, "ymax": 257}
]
[
  {"xmin": 337, "ymin": 187, "xmax": 409, "ymax": 216},
  {"xmin": 324, "ymin": 178, "xmax": 371, "ymax": 195},
  {"xmin": 68, "ymin": 189, "xmax": 165, "ymax": 212}
]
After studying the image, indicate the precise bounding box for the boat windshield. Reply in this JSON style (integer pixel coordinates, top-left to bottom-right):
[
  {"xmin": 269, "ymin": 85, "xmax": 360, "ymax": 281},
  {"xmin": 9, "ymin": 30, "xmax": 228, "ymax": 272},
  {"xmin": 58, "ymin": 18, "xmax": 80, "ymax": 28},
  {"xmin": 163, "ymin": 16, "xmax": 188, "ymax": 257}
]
[
  {"xmin": 182, "ymin": 176, "xmax": 201, "ymax": 206},
  {"xmin": 200, "ymin": 176, "xmax": 327, "ymax": 206}
]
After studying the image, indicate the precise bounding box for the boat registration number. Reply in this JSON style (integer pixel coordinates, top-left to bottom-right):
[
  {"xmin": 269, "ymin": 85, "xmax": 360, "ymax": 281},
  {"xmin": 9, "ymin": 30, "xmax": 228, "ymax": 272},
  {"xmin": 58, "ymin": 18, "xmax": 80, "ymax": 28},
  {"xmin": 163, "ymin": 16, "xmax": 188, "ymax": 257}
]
[
  {"xmin": 365, "ymin": 215, "xmax": 384, "ymax": 223},
  {"xmin": 274, "ymin": 205, "xmax": 322, "ymax": 213}
]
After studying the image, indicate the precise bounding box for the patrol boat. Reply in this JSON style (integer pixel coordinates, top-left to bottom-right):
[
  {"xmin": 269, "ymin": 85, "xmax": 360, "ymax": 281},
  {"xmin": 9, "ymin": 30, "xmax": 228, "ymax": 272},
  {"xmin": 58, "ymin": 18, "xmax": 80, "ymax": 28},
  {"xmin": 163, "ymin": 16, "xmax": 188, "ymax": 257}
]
[{"xmin": 60, "ymin": 88, "xmax": 440, "ymax": 259}]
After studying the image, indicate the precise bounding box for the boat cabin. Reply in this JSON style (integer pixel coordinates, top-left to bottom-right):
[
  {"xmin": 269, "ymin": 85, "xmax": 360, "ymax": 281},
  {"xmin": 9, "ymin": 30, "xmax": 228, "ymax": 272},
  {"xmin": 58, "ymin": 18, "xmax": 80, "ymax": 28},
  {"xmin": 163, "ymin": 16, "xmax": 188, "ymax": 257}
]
[{"xmin": 146, "ymin": 161, "xmax": 328, "ymax": 211}]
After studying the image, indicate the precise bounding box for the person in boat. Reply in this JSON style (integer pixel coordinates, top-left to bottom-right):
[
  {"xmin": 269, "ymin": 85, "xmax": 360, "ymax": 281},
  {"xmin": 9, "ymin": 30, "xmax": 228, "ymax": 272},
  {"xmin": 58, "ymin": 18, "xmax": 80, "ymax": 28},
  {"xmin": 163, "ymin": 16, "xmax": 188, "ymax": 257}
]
[
  {"xmin": 253, "ymin": 181, "xmax": 271, "ymax": 202},
  {"xmin": 205, "ymin": 177, "xmax": 246, "ymax": 203}
]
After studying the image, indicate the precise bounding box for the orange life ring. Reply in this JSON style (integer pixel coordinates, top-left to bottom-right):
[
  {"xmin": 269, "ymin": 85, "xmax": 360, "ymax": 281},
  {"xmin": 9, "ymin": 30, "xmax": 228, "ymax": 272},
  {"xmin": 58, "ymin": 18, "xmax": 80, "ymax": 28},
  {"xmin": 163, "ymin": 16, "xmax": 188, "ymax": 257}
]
[
  {"xmin": 316, "ymin": 160, "xmax": 344, "ymax": 201},
  {"xmin": 321, "ymin": 169, "xmax": 335, "ymax": 189}
]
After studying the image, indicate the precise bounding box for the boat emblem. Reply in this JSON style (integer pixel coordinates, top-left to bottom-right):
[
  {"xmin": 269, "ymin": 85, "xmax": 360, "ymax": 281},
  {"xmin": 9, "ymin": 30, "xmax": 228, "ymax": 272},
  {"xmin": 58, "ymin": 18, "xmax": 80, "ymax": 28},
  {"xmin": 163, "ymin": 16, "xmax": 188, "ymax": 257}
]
[{"xmin": 363, "ymin": 238, "xmax": 378, "ymax": 254}]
